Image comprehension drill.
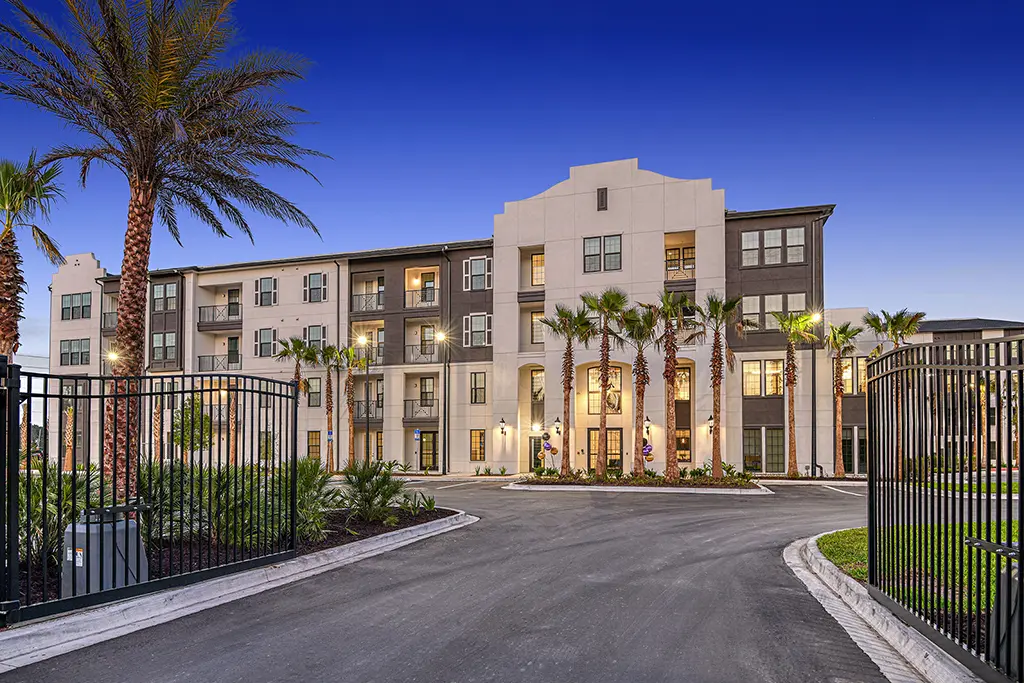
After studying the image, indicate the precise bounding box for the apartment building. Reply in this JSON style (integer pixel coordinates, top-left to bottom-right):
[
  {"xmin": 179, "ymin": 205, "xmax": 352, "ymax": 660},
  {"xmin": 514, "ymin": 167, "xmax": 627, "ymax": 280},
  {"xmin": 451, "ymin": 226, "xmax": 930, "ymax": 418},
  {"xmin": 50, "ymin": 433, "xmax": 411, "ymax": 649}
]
[{"xmin": 51, "ymin": 158, "xmax": 1002, "ymax": 476}]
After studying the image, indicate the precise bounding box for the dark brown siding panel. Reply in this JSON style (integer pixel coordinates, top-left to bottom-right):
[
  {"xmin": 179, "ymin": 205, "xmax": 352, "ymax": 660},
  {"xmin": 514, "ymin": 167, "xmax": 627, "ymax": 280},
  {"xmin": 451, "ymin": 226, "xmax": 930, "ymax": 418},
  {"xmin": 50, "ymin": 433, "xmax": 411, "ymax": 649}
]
[
  {"xmin": 448, "ymin": 246, "xmax": 494, "ymax": 363},
  {"xmin": 148, "ymin": 274, "xmax": 184, "ymax": 372},
  {"xmin": 742, "ymin": 397, "xmax": 784, "ymax": 426}
]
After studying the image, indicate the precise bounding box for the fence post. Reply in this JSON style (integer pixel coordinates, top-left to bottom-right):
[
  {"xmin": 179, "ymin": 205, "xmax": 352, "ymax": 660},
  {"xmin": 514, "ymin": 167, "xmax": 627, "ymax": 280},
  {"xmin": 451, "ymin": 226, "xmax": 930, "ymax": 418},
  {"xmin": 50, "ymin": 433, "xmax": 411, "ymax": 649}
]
[
  {"xmin": 866, "ymin": 356, "xmax": 876, "ymax": 587},
  {"xmin": 289, "ymin": 381, "xmax": 298, "ymax": 551},
  {"xmin": 1, "ymin": 357, "xmax": 21, "ymax": 624}
]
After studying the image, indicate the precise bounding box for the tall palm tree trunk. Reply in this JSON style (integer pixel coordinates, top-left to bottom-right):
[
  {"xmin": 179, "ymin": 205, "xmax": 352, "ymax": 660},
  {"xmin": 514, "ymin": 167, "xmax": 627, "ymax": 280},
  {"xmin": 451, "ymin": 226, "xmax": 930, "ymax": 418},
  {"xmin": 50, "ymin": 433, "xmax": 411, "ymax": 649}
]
[
  {"xmin": 711, "ymin": 328, "xmax": 724, "ymax": 479},
  {"xmin": 896, "ymin": 374, "xmax": 904, "ymax": 480},
  {"xmin": 633, "ymin": 349, "xmax": 648, "ymax": 474},
  {"xmin": 324, "ymin": 370, "xmax": 334, "ymax": 472},
  {"xmin": 834, "ymin": 355, "xmax": 846, "ymax": 478},
  {"xmin": 664, "ymin": 325, "xmax": 679, "ymax": 482},
  {"xmin": 0, "ymin": 228, "xmax": 24, "ymax": 359},
  {"xmin": 153, "ymin": 398, "xmax": 162, "ymax": 464},
  {"xmin": 346, "ymin": 367, "xmax": 355, "ymax": 468},
  {"xmin": 20, "ymin": 401, "xmax": 28, "ymax": 466},
  {"xmin": 228, "ymin": 392, "xmax": 237, "ymax": 465},
  {"xmin": 561, "ymin": 342, "xmax": 573, "ymax": 476},
  {"xmin": 786, "ymin": 341, "xmax": 798, "ymax": 477},
  {"xmin": 598, "ymin": 324, "xmax": 610, "ymax": 477},
  {"xmin": 63, "ymin": 405, "xmax": 74, "ymax": 470}
]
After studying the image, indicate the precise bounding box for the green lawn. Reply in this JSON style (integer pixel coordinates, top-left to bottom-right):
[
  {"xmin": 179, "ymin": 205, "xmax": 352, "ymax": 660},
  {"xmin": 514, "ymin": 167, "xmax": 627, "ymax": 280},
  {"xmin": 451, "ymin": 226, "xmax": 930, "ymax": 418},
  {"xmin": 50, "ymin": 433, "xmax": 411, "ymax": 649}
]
[
  {"xmin": 818, "ymin": 523, "xmax": 1018, "ymax": 612},
  {"xmin": 926, "ymin": 481, "xmax": 1019, "ymax": 495}
]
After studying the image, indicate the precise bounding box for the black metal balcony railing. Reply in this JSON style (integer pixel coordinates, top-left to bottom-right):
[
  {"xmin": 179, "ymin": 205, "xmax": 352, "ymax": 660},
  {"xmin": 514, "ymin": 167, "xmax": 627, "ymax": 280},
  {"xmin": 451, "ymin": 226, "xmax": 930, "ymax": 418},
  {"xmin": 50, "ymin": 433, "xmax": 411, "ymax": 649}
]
[
  {"xmin": 352, "ymin": 293, "xmax": 384, "ymax": 313},
  {"xmin": 404, "ymin": 398, "xmax": 438, "ymax": 420},
  {"xmin": 198, "ymin": 303, "xmax": 242, "ymax": 324},
  {"xmin": 405, "ymin": 343, "xmax": 440, "ymax": 364},
  {"xmin": 101, "ymin": 311, "xmax": 118, "ymax": 330},
  {"xmin": 202, "ymin": 404, "xmax": 238, "ymax": 423},
  {"xmin": 357, "ymin": 343, "xmax": 385, "ymax": 366},
  {"xmin": 405, "ymin": 289, "xmax": 438, "ymax": 308},
  {"xmin": 197, "ymin": 354, "xmax": 242, "ymax": 372},
  {"xmin": 665, "ymin": 258, "xmax": 696, "ymax": 281},
  {"xmin": 354, "ymin": 400, "xmax": 384, "ymax": 420}
]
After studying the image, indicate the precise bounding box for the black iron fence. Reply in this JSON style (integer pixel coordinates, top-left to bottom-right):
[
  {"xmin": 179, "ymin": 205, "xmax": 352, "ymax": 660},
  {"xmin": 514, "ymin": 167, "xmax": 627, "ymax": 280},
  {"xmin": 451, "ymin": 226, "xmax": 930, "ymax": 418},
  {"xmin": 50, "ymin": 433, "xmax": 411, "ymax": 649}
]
[
  {"xmin": 868, "ymin": 337, "xmax": 1024, "ymax": 682},
  {"xmin": 0, "ymin": 358, "xmax": 298, "ymax": 625}
]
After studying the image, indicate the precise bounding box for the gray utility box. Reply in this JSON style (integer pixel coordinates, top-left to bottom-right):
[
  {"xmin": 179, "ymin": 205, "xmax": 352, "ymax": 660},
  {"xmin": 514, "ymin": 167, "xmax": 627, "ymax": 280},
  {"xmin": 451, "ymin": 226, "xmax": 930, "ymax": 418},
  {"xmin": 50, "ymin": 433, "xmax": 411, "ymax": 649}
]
[
  {"xmin": 61, "ymin": 512, "xmax": 149, "ymax": 599},
  {"xmin": 988, "ymin": 555, "xmax": 1020, "ymax": 678}
]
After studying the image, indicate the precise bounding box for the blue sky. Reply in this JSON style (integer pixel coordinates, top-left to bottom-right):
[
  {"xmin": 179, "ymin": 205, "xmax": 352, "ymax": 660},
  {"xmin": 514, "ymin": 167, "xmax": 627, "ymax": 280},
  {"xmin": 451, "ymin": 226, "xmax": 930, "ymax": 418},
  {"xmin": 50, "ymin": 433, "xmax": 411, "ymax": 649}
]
[{"xmin": 2, "ymin": 0, "xmax": 1023, "ymax": 355}]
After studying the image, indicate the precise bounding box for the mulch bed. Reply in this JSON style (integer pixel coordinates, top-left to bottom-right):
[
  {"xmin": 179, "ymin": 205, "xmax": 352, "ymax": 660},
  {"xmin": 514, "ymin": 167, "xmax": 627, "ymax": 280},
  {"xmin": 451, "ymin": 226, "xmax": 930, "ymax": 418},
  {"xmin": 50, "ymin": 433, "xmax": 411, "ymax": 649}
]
[
  {"xmin": 15, "ymin": 507, "xmax": 457, "ymax": 609},
  {"xmin": 525, "ymin": 476, "xmax": 759, "ymax": 489},
  {"xmin": 756, "ymin": 476, "xmax": 866, "ymax": 481}
]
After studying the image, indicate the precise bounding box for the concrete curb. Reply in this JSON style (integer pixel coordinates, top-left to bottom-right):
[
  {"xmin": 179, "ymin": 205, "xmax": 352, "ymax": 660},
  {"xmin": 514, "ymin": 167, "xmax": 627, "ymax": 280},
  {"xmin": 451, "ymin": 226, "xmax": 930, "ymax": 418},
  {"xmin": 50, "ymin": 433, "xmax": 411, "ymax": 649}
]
[
  {"xmin": 0, "ymin": 509, "xmax": 478, "ymax": 674},
  {"xmin": 792, "ymin": 532, "xmax": 979, "ymax": 682},
  {"xmin": 757, "ymin": 479, "xmax": 867, "ymax": 487},
  {"xmin": 502, "ymin": 482, "xmax": 773, "ymax": 495}
]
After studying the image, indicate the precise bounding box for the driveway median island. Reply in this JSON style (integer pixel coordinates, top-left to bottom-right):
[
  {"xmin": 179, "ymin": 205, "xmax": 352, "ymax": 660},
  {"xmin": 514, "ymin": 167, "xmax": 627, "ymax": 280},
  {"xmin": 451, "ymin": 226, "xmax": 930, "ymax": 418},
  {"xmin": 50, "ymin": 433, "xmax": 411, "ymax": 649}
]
[{"xmin": 507, "ymin": 466, "xmax": 771, "ymax": 494}]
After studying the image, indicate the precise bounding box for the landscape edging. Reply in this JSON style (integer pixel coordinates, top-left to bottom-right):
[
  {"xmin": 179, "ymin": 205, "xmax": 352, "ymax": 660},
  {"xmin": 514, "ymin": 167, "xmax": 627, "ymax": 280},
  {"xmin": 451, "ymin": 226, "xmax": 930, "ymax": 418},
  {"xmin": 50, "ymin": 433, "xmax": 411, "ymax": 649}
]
[
  {"xmin": 503, "ymin": 482, "xmax": 773, "ymax": 495},
  {"xmin": 0, "ymin": 509, "xmax": 477, "ymax": 674}
]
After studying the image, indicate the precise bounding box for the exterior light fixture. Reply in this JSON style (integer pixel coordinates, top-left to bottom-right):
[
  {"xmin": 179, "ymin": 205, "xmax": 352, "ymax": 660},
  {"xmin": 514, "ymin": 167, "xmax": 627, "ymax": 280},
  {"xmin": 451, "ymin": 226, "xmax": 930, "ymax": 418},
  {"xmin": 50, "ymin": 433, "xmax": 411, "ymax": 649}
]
[
  {"xmin": 644, "ymin": 415, "xmax": 651, "ymax": 435},
  {"xmin": 436, "ymin": 331, "xmax": 446, "ymax": 342},
  {"xmin": 106, "ymin": 351, "xmax": 119, "ymax": 362},
  {"xmin": 708, "ymin": 414, "xmax": 715, "ymax": 428},
  {"xmin": 499, "ymin": 417, "xmax": 506, "ymax": 435},
  {"xmin": 531, "ymin": 422, "xmax": 541, "ymax": 433},
  {"xmin": 811, "ymin": 312, "xmax": 822, "ymax": 324},
  {"xmin": 357, "ymin": 335, "xmax": 368, "ymax": 346},
  {"xmin": 412, "ymin": 277, "xmax": 421, "ymax": 286},
  {"xmin": 553, "ymin": 417, "xmax": 561, "ymax": 435}
]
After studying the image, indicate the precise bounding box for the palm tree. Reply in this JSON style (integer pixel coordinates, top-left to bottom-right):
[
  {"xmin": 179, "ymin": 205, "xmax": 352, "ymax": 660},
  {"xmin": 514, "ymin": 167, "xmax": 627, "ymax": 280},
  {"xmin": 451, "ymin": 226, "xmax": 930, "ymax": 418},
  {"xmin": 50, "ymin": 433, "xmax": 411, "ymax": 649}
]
[
  {"xmin": 581, "ymin": 288, "xmax": 630, "ymax": 477},
  {"xmin": 621, "ymin": 306, "xmax": 659, "ymax": 475},
  {"xmin": 863, "ymin": 309, "xmax": 926, "ymax": 480},
  {"xmin": 0, "ymin": 153, "xmax": 64, "ymax": 359},
  {"xmin": 773, "ymin": 312, "xmax": 819, "ymax": 477},
  {"xmin": 824, "ymin": 322, "xmax": 864, "ymax": 478},
  {"xmin": 275, "ymin": 338, "xmax": 315, "ymax": 392},
  {"xmin": 646, "ymin": 290, "xmax": 692, "ymax": 482},
  {"xmin": 337, "ymin": 346, "xmax": 363, "ymax": 468},
  {"xmin": 0, "ymin": 0, "xmax": 323, "ymax": 376},
  {"xmin": 540, "ymin": 305, "xmax": 595, "ymax": 475},
  {"xmin": 685, "ymin": 292, "xmax": 746, "ymax": 479},
  {"xmin": 317, "ymin": 345, "xmax": 342, "ymax": 472}
]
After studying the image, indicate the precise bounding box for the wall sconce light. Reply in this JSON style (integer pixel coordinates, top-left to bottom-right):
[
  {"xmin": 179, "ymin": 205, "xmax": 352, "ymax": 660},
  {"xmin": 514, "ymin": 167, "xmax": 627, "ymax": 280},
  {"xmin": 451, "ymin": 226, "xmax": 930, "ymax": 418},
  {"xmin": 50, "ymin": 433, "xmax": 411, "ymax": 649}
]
[
  {"xmin": 499, "ymin": 417, "xmax": 506, "ymax": 435},
  {"xmin": 531, "ymin": 422, "xmax": 541, "ymax": 433},
  {"xmin": 412, "ymin": 277, "xmax": 421, "ymax": 286},
  {"xmin": 553, "ymin": 417, "xmax": 561, "ymax": 435},
  {"xmin": 643, "ymin": 415, "xmax": 651, "ymax": 435},
  {"xmin": 708, "ymin": 414, "xmax": 715, "ymax": 429}
]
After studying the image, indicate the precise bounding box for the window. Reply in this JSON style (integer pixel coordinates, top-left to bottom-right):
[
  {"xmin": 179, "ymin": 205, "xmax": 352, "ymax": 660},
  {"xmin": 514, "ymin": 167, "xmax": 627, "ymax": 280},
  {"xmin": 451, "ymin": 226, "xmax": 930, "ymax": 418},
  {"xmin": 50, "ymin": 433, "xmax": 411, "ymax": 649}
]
[
  {"xmin": 376, "ymin": 276, "xmax": 385, "ymax": 306},
  {"xmin": 742, "ymin": 361, "xmax": 762, "ymax": 397},
  {"xmin": 463, "ymin": 257, "xmax": 492, "ymax": 291},
  {"xmin": 304, "ymin": 324, "xmax": 326, "ymax": 350},
  {"xmin": 531, "ymin": 253, "xmax": 545, "ymax": 286},
  {"xmin": 603, "ymin": 235, "xmax": 621, "ymax": 271},
  {"xmin": 307, "ymin": 431, "xmax": 321, "ymax": 460},
  {"xmin": 470, "ymin": 429, "xmax": 486, "ymax": 461},
  {"xmin": 857, "ymin": 427, "xmax": 867, "ymax": 474},
  {"xmin": 462, "ymin": 313, "xmax": 492, "ymax": 347},
  {"xmin": 765, "ymin": 360, "xmax": 784, "ymax": 396},
  {"xmin": 530, "ymin": 311, "xmax": 545, "ymax": 344},
  {"xmin": 254, "ymin": 328, "xmax": 278, "ymax": 357},
  {"xmin": 665, "ymin": 247, "xmax": 681, "ymax": 271},
  {"xmin": 583, "ymin": 237, "xmax": 602, "ymax": 273},
  {"xmin": 227, "ymin": 336, "xmax": 240, "ymax": 366},
  {"xmin": 842, "ymin": 427, "xmax": 854, "ymax": 474},
  {"xmin": 151, "ymin": 332, "xmax": 176, "ymax": 361},
  {"xmin": 227, "ymin": 288, "xmax": 241, "ymax": 317},
  {"xmin": 420, "ymin": 324, "xmax": 435, "ymax": 354},
  {"xmin": 255, "ymin": 277, "xmax": 278, "ymax": 307},
  {"xmin": 59, "ymin": 338, "xmax": 91, "ymax": 366},
  {"xmin": 308, "ymin": 377, "xmax": 322, "ymax": 407},
  {"xmin": 743, "ymin": 428, "xmax": 762, "ymax": 472},
  {"xmin": 529, "ymin": 368, "xmax": 545, "ymax": 404},
  {"xmin": 763, "ymin": 295, "xmax": 783, "ymax": 330},
  {"xmin": 420, "ymin": 377, "xmax": 435, "ymax": 404},
  {"xmin": 764, "ymin": 428, "xmax": 785, "ymax": 473},
  {"xmin": 597, "ymin": 187, "xmax": 608, "ymax": 211},
  {"xmin": 857, "ymin": 358, "xmax": 868, "ymax": 394},
  {"xmin": 787, "ymin": 293, "xmax": 806, "ymax": 313},
  {"xmin": 763, "ymin": 230, "xmax": 782, "ymax": 265},
  {"xmin": 741, "ymin": 232, "xmax": 759, "ymax": 267},
  {"xmin": 152, "ymin": 283, "xmax": 177, "ymax": 312},
  {"xmin": 676, "ymin": 428, "xmax": 691, "ymax": 463},
  {"xmin": 841, "ymin": 358, "xmax": 854, "ymax": 394},
  {"xmin": 376, "ymin": 431, "xmax": 384, "ymax": 460},
  {"xmin": 588, "ymin": 428, "xmax": 622, "ymax": 469},
  {"xmin": 786, "ymin": 228, "xmax": 805, "ymax": 263},
  {"xmin": 741, "ymin": 295, "xmax": 760, "ymax": 328},
  {"xmin": 470, "ymin": 372, "xmax": 486, "ymax": 404},
  {"xmin": 61, "ymin": 292, "xmax": 92, "ymax": 320},
  {"xmin": 421, "ymin": 272, "xmax": 436, "ymax": 304},
  {"xmin": 376, "ymin": 378, "xmax": 385, "ymax": 407},
  {"xmin": 304, "ymin": 272, "xmax": 328, "ymax": 303},
  {"xmin": 588, "ymin": 366, "xmax": 622, "ymax": 414},
  {"xmin": 674, "ymin": 367, "xmax": 691, "ymax": 401}
]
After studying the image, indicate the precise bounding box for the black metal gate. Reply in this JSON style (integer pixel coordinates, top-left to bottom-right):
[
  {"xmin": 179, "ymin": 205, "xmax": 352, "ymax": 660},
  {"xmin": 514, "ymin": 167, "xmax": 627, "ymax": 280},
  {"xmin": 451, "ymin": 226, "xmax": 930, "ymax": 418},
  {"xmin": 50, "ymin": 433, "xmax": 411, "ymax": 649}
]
[
  {"xmin": 0, "ymin": 357, "xmax": 298, "ymax": 625},
  {"xmin": 867, "ymin": 338, "xmax": 1024, "ymax": 682}
]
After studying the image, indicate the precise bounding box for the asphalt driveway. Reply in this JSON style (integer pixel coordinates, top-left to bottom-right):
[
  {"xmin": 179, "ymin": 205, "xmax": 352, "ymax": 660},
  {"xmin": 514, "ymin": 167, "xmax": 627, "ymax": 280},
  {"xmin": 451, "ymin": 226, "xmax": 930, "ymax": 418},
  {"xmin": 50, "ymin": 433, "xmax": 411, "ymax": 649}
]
[{"xmin": 5, "ymin": 484, "xmax": 881, "ymax": 683}]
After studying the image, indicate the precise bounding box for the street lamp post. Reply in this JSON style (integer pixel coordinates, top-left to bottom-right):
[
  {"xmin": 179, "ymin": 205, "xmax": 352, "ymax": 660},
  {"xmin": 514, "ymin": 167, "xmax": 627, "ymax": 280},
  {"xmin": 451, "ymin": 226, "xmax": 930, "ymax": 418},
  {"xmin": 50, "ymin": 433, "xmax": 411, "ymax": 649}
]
[
  {"xmin": 437, "ymin": 331, "xmax": 450, "ymax": 474},
  {"xmin": 357, "ymin": 335, "xmax": 371, "ymax": 464}
]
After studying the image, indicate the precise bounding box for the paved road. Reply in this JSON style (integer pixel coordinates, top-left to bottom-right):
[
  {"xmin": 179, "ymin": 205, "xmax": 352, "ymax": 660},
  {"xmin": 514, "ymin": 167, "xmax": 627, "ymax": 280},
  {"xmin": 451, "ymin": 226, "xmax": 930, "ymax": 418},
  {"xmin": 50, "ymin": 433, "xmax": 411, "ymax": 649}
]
[{"xmin": 7, "ymin": 485, "xmax": 883, "ymax": 683}]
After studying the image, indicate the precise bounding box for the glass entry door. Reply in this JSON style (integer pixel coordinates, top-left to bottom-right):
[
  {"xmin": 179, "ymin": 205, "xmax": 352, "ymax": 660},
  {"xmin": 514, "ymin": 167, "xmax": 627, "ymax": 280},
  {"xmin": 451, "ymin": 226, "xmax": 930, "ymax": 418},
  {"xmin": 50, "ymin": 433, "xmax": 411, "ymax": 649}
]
[
  {"xmin": 420, "ymin": 431, "xmax": 438, "ymax": 471},
  {"xmin": 529, "ymin": 436, "xmax": 544, "ymax": 470}
]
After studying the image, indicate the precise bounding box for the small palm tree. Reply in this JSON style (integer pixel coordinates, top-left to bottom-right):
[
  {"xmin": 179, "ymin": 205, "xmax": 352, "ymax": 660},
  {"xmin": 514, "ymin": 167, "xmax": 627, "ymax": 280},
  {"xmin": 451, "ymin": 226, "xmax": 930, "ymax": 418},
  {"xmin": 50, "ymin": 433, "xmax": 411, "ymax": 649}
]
[
  {"xmin": 863, "ymin": 309, "xmax": 926, "ymax": 479},
  {"xmin": 824, "ymin": 322, "xmax": 864, "ymax": 478},
  {"xmin": 337, "ymin": 347, "xmax": 364, "ymax": 468},
  {"xmin": 275, "ymin": 338, "xmax": 315, "ymax": 392},
  {"xmin": 317, "ymin": 345, "xmax": 342, "ymax": 472},
  {"xmin": 773, "ymin": 312, "xmax": 819, "ymax": 477},
  {"xmin": 581, "ymin": 288, "xmax": 630, "ymax": 477},
  {"xmin": 540, "ymin": 305, "xmax": 595, "ymax": 475},
  {"xmin": 0, "ymin": 0, "xmax": 324, "ymax": 376},
  {"xmin": 685, "ymin": 292, "xmax": 747, "ymax": 479},
  {"xmin": 0, "ymin": 153, "xmax": 64, "ymax": 359},
  {"xmin": 621, "ymin": 306, "xmax": 659, "ymax": 475},
  {"xmin": 645, "ymin": 290, "xmax": 693, "ymax": 482}
]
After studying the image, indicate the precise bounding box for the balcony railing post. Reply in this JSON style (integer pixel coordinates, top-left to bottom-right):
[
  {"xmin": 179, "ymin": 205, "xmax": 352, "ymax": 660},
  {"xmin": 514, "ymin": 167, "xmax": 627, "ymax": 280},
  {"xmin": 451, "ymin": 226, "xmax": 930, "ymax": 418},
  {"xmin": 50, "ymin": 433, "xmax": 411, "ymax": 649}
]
[{"xmin": 1, "ymin": 357, "xmax": 21, "ymax": 623}]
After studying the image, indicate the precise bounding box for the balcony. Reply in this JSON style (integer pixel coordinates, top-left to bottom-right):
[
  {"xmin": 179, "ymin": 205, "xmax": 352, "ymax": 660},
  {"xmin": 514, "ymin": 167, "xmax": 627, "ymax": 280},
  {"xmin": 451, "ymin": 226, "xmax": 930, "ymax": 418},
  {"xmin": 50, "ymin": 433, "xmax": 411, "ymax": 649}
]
[
  {"xmin": 351, "ymin": 293, "xmax": 384, "ymax": 313},
  {"xmin": 203, "ymin": 404, "xmax": 238, "ymax": 423},
  {"xmin": 665, "ymin": 258, "xmax": 696, "ymax": 281},
  {"xmin": 354, "ymin": 400, "xmax": 384, "ymax": 421},
  {"xmin": 101, "ymin": 311, "xmax": 118, "ymax": 336},
  {"xmin": 405, "ymin": 343, "xmax": 440, "ymax": 364},
  {"xmin": 405, "ymin": 289, "xmax": 439, "ymax": 309},
  {"xmin": 198, "ymin": 354, "xmax": 242, "ymax": 372},
  {"xmin": 404, "ymin": 398, "xmax": 438, "ymax": 422},
  {"xmin": 197, "ymin": 304, "xmax": 242, "ymax": 332},
  {"xmin": 357, "ymin": 343, "xmax": 386, "ymax": 367}
]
